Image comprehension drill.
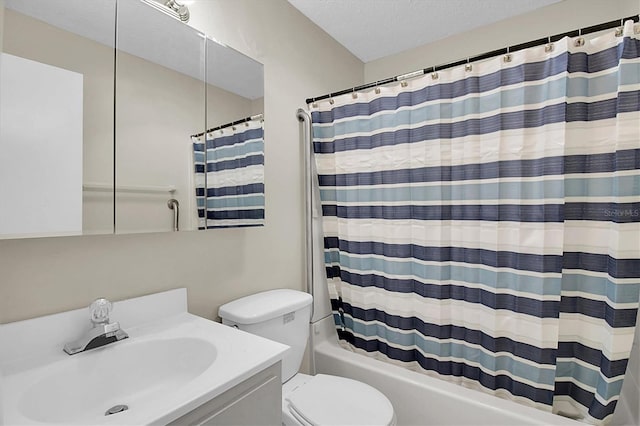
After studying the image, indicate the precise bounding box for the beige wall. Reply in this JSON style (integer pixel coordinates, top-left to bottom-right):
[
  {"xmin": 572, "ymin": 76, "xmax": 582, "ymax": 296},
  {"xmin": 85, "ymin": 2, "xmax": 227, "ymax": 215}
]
[
  {"xmin": 2, "ymin": 0, "xmax": 637, "ymax": 332},
  {"xmin": 0, "ymin": 0, "xmax": 363, "ymax": 324},
  {"xmin": 365, "ymin": 0, "xmax": 640, "ymax": 81}
]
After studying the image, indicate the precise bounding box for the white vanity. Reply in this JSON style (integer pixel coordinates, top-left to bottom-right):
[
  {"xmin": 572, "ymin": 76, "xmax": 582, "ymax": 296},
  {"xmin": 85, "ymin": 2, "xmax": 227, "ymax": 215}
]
[{"xmin": 0, "ymin": 289, "xmax": 288, "ymax": 425}]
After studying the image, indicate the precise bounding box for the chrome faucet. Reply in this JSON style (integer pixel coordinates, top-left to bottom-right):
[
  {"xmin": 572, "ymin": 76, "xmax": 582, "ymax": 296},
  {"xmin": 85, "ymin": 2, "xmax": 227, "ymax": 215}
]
[{"xmin": 63, "ymin": 298, "xmax": 128, "ymax": 355}]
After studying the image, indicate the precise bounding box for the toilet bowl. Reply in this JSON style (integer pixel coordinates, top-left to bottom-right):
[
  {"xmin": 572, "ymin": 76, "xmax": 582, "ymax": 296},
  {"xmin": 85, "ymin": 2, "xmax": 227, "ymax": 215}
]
[{"xmin": 218, "ymin": 289, "xmax": 396, "ymax": 426}]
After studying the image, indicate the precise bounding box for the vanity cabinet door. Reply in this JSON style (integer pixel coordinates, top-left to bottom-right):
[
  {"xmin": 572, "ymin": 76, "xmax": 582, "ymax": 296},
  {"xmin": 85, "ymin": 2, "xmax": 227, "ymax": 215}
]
[{"xmin": 170, "ymin": 362, "xmax": 281, "ymax": 426}]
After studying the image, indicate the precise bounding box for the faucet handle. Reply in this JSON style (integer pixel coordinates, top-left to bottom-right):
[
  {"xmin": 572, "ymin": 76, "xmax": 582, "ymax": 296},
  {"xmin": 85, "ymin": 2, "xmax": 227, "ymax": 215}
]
[{"xmin": 90, "ymin": 298, "xmax": 112, "ymax": 325}]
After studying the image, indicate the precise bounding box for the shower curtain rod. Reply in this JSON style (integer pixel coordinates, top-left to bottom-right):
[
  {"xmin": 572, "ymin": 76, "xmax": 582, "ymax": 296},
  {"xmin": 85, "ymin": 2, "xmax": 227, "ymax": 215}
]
[
  {"xmin": 305, "ymin": 15, "xmax": 640, "ymax": 105},
  {"xmin": 191, "ymin": 113, "xmax": 264, "ymax": 138}
]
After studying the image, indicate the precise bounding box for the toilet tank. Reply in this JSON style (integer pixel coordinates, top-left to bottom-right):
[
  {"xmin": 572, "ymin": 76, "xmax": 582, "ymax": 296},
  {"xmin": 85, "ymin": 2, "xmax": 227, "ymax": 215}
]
[{"xmin": 218, "ymin": 289, "xmax": 313, "ymax": 382}]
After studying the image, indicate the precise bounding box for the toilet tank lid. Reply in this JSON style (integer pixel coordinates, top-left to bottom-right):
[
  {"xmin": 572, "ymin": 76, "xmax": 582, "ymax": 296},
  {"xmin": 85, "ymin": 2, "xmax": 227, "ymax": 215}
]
[{"xmin": 218, "ymin": 289, "xmax": 313, "ymax": 324}]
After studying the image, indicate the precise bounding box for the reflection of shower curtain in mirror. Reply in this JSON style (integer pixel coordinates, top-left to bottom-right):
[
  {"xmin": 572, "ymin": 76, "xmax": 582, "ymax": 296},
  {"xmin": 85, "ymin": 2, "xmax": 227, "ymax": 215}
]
[{"xmin": 192, "ymin": 117, "xmax": 265, "ymax": 228}]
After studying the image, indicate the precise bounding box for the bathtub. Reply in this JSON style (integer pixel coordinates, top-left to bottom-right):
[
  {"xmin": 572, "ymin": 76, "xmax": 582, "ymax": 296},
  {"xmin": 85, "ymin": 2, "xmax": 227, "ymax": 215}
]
[{"xmin": 310, "ymin": 315, "xmax": 578, "ymax": 426}]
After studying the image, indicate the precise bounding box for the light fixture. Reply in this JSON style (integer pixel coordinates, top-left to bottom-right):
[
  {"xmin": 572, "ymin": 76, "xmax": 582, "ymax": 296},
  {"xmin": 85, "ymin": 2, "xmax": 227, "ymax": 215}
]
[{"xmin": 140, "ymin": 0, "xmax": 190, "ymax": 22}]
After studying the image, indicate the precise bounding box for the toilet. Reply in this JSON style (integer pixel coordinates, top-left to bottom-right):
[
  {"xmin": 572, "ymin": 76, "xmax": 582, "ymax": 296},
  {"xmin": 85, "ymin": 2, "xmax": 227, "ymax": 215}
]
[{"xmin": 218, "ymin": 289, "xmax": 396, "ymax": 426}]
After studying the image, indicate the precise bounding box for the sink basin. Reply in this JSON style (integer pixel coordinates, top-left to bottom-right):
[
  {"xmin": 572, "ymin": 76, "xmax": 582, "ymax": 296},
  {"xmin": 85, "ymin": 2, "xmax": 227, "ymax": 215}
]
[
  {"xmin": 0, "ymin": 289, "xmax": 288, "ymax": 425},
  {"xmin": 18, "ymin": 337, "xmax": 216, "ymax": 424}
]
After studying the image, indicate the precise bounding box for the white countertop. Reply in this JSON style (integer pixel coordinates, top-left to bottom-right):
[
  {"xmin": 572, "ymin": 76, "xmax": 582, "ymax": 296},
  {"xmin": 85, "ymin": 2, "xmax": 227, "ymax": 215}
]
[{"xmin": 0, "ymin": 289, "xmax": 288, "ymax": 425}]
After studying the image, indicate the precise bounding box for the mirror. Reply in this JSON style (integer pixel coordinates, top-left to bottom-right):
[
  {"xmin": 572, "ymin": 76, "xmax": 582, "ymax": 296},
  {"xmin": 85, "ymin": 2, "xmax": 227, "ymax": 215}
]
[
  {"xmin": 0, "ymin": 0, "xmax": 265, "ymax": 239},
  {"xmin": 1, "ymin": 0, "xmax": 116, "ymax": 238},
  {"xmin": 116, "ymin": 0, "xmax": 264, "ymax": 233},
  {"xmin": 199, "ymin": 37, "xmax": 265, "ymax": 229},
  {"xmin": 114, "ymin": 0, "xmax": 206, "ymax": 234}
]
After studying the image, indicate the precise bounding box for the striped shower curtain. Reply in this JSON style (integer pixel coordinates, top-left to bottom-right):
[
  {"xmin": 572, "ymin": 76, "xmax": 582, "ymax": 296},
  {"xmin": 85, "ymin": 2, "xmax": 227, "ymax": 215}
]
[
  {"xmin": 310, "ymin": 21, "xmax": 640, "ymax": 425},
  {"xmin": 192, "ymin": 117, "xmax": 265, "ymax": 228}
]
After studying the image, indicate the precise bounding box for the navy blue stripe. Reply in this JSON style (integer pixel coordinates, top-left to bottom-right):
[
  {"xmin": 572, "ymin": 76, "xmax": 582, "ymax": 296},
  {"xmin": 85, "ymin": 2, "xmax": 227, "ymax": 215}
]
[
  {"xmin": 563, "ymin": 252, "xmax": 640, "ymax": 279},
  {"xmin": 317, "ymin": 149, "xmax": 640, "ymax": 186},
  {"xmin": 326, "ymin": 238, "xmax": 563, "ymax": 273},
  {"xmin": 568, "ymin": 39, "xmax": 639, "ymax": 73},
  {"xmin": 206, "ymin": 209, "xmax": 265, "ymax": 220},
  {"xmin": 206, "ymin": 223, "xmax": 263, "ymax": 229},
  {"xmin": 322, "ymin": 204, "xmax": 564, "ymax": 222},
  {"xmin": 622, "ymin": 35, "xmax": 640, "ymax": 62},
  {"xmin": 565, "ymin": 202, "xmax": 640, "ymax": 223},
  {"xmin": 567, "ymin": 93, "xmax": 640, "ymax": 122},
  {"xmin": 335, "ymin": 269, "xmax": 559, "ymax": 318},
  {"xmin": 206, "ymin": 154, "xmax": 263, "ymax": 172},
  {"xmin": 321, "ymin": 203, "xmax": 640, "ymax": 223},
  {"xmin": 206, "ymin": 183, "xmax": 264, "ymax": 197},
  {"xmin": 193, "ymin": 143, "xmax": 205, "ymax": 151},
  {"xmin": 338, "ymin": 331, "xmax": 554, "ymax": 406},
  {"xmin": 564, "ymin": 149, "xmax": 640, "ymax": 175},
  {"xmin": 340, "ymin": 302, "xmax": 558, "ymax": 365},
  {"xmin": 195, "ymin": 188, "xmax": 205, "ymax": 196},
  {"xmin": 558, "ymin": 342, "xmax": 629, "ymax": 379},
  {"xmin": 554, "ymin": 381, "xmax": 617, "ymax": 420},
  {"xmin": 206, "ymin": 128, "xmax": 263, "ymax": 149},
  {"xmin": 560, "ymin": 296, "xmax": 637, "ymax": 327},
  {"xmin": 194, "ymin": 164, "xmax": 206, "ymax": 173}
]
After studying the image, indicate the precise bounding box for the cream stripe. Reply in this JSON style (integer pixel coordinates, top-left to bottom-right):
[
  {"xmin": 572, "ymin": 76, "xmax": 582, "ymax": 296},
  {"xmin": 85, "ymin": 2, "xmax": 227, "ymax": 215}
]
[
  {"xmin": 207, "ymin": 164, "xmax": 264, "ymax": 188},
  {"xmin": 322, "ymin": 218, "xmax": 565, "ymax": 254}
]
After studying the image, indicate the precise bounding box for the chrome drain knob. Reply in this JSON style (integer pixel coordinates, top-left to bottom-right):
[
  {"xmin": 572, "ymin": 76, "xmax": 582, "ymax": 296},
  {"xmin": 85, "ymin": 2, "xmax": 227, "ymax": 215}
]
[{"xmin": 105, "ymin": 404, "xmax": 128, "ymax": 416}]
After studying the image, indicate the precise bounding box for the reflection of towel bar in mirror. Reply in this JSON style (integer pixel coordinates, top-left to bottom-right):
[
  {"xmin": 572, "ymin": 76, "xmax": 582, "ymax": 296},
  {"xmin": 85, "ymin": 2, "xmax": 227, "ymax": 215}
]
[{"xmin": 83, "ymin": 183, "xmax": 176, "ymax": 194}]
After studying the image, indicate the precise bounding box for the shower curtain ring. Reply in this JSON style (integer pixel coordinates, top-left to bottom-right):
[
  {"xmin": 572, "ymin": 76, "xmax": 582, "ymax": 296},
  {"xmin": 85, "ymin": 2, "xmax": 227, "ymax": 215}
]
[
  {"xmin": 574, "ymin": 28, "xmax": 586, "ymax": 47},
  {"xmin": 465, "ymin": 59, "xmax": 473, "ymax": 72},
  {"xmin": 545, "ymin": 36, "xmax": 554, "ymax": 53},
  {"xmin": 431, "ymin": 66, "xmax": 439, "ymax": 80},
  {"xmin": 374, "ymin": 81, "xmax": 381, "ymax": 94},
  {"xmin": 503, "ymin": 46, "xmax": 512, "ymax": 63}
]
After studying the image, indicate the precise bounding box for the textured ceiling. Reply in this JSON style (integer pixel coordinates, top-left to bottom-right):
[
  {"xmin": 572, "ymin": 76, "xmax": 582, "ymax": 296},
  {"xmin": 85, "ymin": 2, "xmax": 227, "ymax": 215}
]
[{"xmin": 287, "ymin": 0, "xmax": 563, "ymax": 62}]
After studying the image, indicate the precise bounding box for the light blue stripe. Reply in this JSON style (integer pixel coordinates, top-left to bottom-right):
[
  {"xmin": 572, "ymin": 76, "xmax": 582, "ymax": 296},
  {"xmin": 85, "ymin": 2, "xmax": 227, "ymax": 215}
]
[
  {"xmin": 565, "ymin": 175, "xmax": 640, "ymax": 197},
  {"xmin": 620, "ymin": 62, "xmax": 640, "ymax": 86},
  {"xmin": 320, "ymin": 179, "xmax": 565, "ymax": 202},
  {"xmin": 325, "ymin": 250, "xmax": 562, "ymax": 296},
  {"xmin": 347, "ymin": 317, "xmax": 556, "ymax": 385},
  {"xmin": 561, "ymin": 273, "xmax": 640, "ymax": 304},
  {"xmin": 193, "ymin": 152, "xmax": 206, "ymax": 163},
  {"xmin": 319, "ymin": 176, "xmax": 639, "ymax": 202},
  {"xmin": 566, "ymin": 67, "xmax": 640, "ymax": 97},
  {"xmin": 556, "ymin": 360, "xmax": 623, "ymax": 400},
  {"xmin": 206, "ymin": 195, "xmax": 265, "ymax": 209},
  {"xmin": 209, "ymin": 140, "xmax": 264, "ymax": 161},
  {"xmin": 567, "ymin": 63, "xmax": 640, "ymax": 97}
]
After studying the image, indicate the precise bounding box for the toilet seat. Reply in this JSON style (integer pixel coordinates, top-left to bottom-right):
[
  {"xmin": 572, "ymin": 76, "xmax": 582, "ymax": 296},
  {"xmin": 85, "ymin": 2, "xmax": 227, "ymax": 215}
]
[{"xmin": 284, "ymin": 374, "xmax": 395, "ymax": 426}]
